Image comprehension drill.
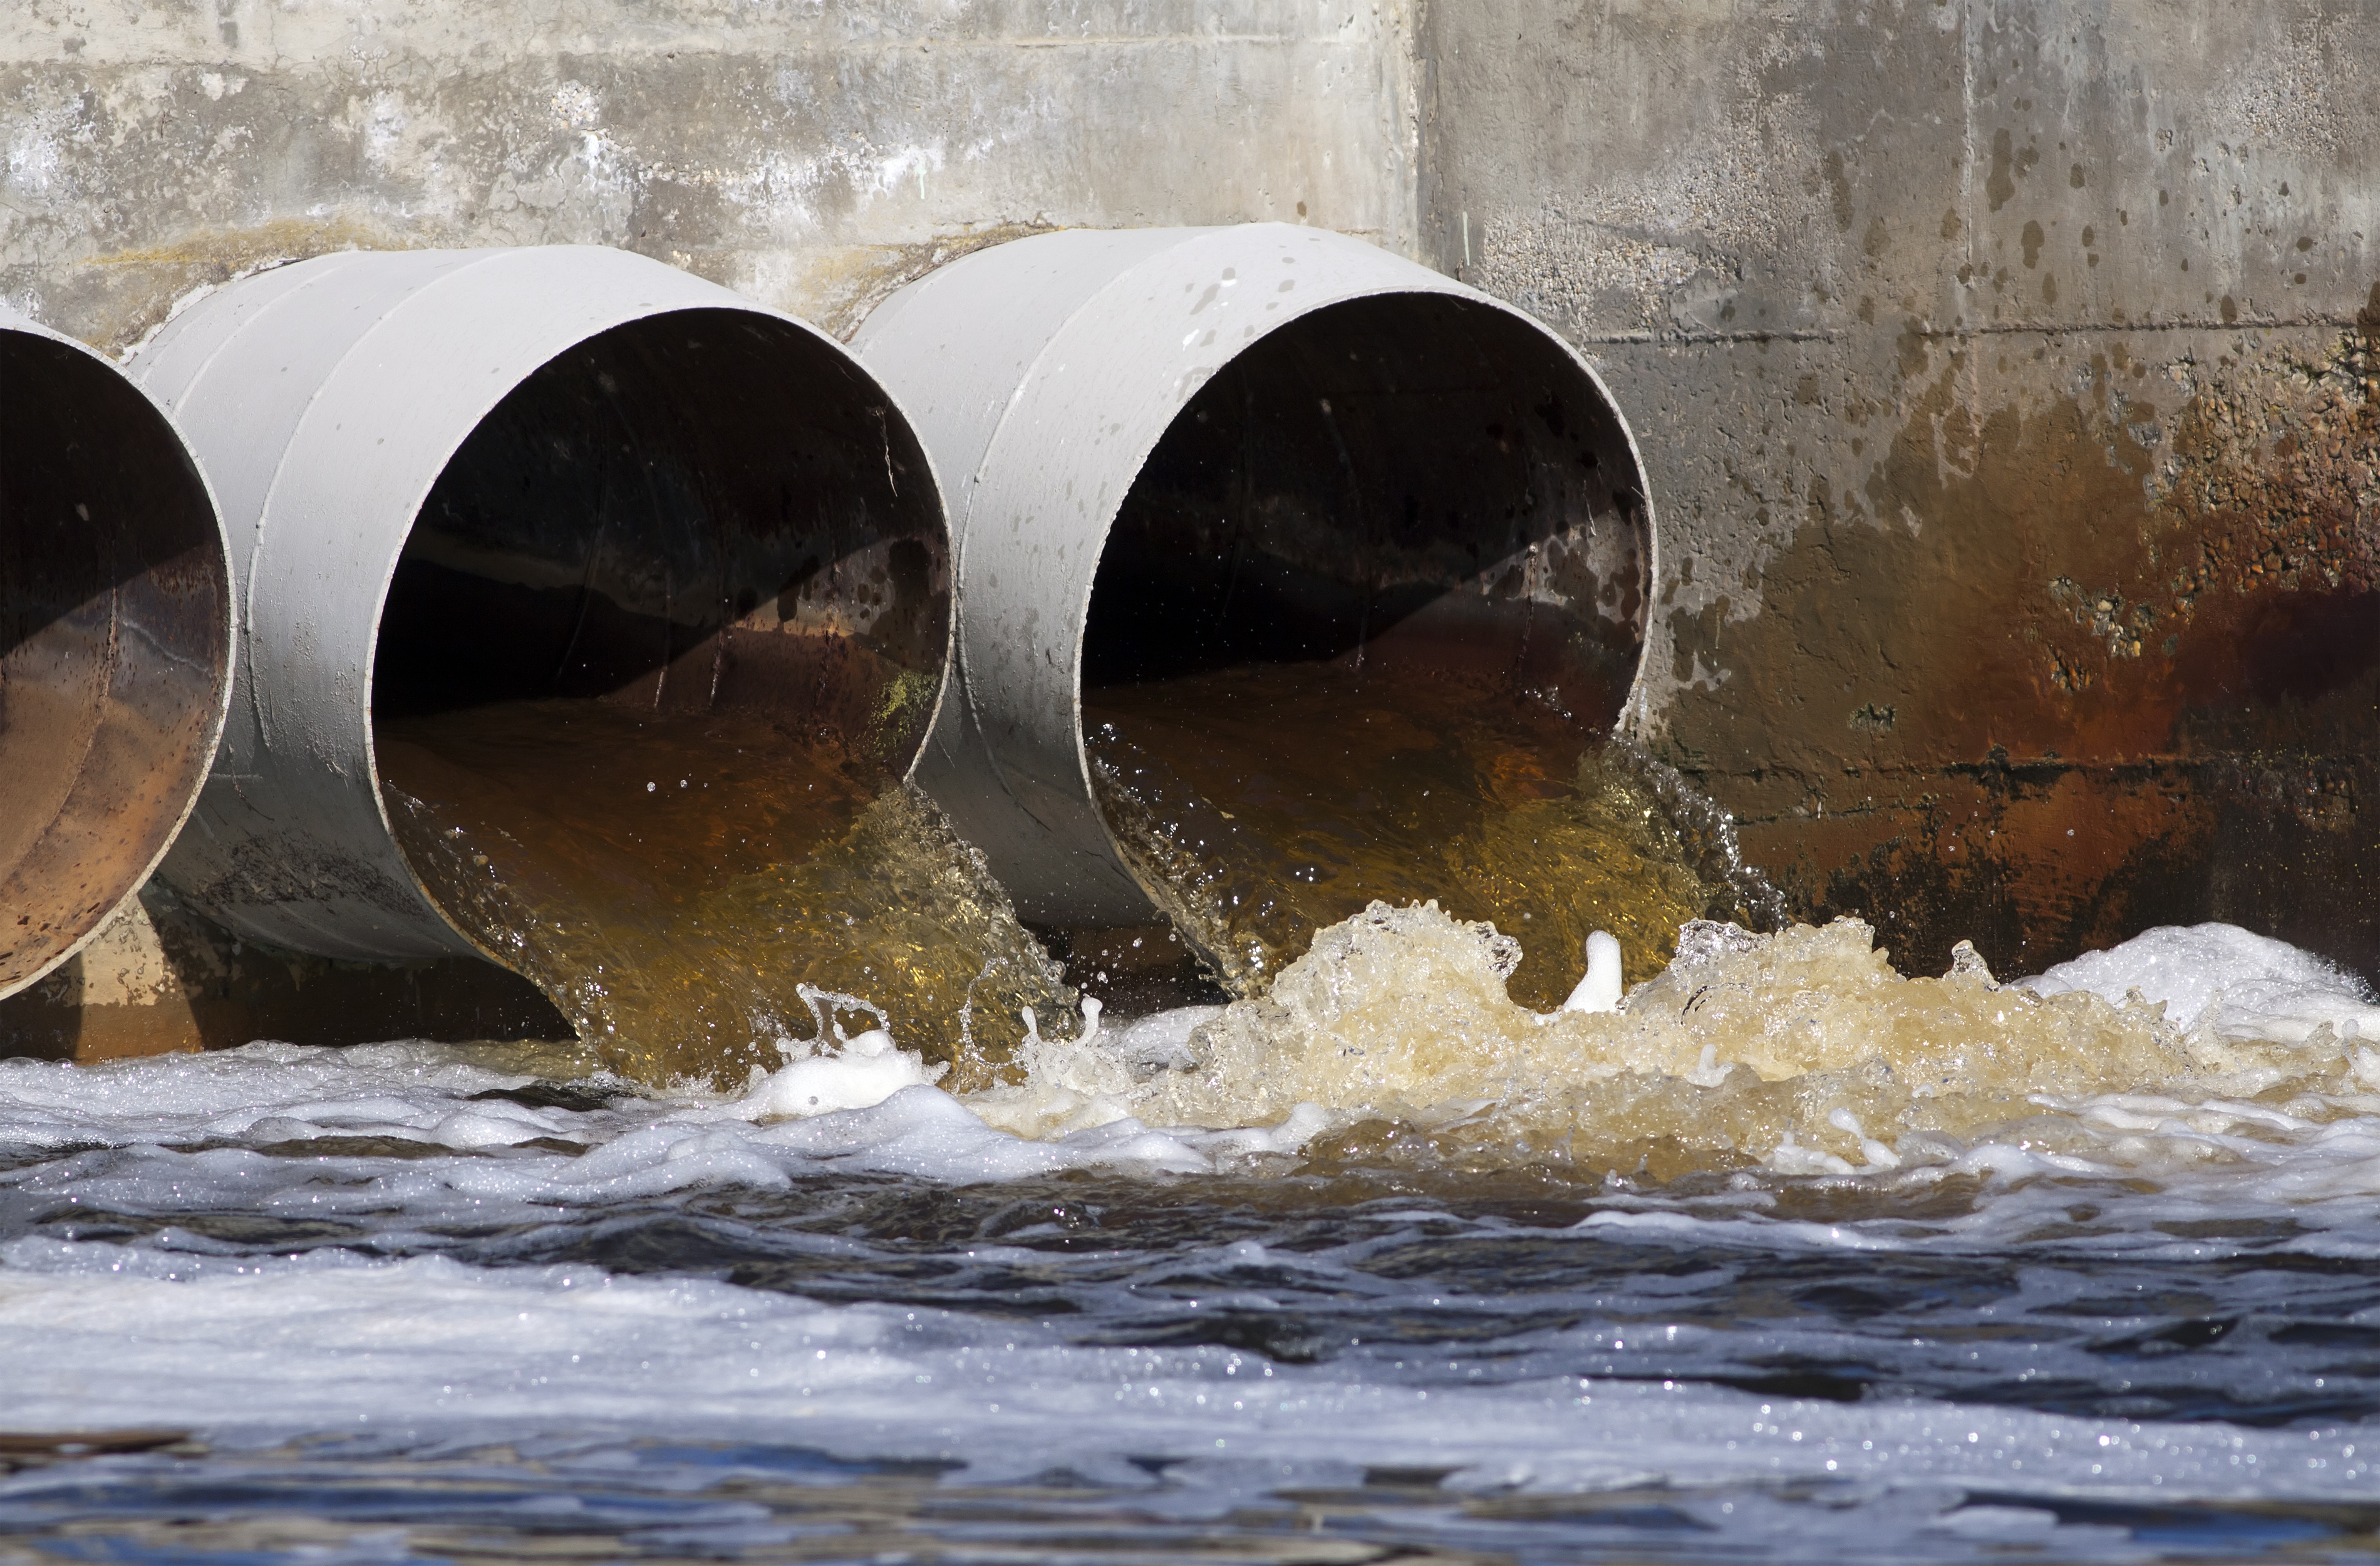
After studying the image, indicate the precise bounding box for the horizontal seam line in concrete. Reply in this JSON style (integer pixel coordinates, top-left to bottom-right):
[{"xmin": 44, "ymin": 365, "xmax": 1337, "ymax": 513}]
[
  {"xmin": 61, "ymin": 230, "xmax": 1404, "ymax": 272},
  {"xmin": 4, "ymin": 36, "xmax": 1376, "ymax": 65},
  {"xmin": 1572, "ymin": 314, "xmax": 2367, "ymax": 346}
]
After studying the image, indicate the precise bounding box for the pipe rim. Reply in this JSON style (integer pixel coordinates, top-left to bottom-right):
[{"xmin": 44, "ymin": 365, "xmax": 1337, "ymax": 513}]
[
  {"xmin": 356, "ymin": 303, "xmax": 956, "ymax": 973},
  {"xmin": 866, "ymin": 223, "xmax": 1657, "ymax": 926},
  {"xmin": 1053, "ymin": 276, "xmax": 1662, "ymax": 853}
]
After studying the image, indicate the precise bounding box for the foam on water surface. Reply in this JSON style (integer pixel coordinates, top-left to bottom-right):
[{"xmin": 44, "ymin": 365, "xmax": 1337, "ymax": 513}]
[
  {"xmin": 7, "ymin": 913, "xmax": 2380, "ymax": 1561},
  {"xmin": 966, "ymin": 906, "xmax": 2380, "ymax": 1185},
  {"xmin": 6, "ymin": 911, "xmax": 2379, "ymax": 1188},
  {"xmin": 2, "ymin": 1238, "xmax": 2371, "ymax": 1499},
  {"xmin": 2025, "ymin": 921, "xmax": 2380, "ymax": 1043}
]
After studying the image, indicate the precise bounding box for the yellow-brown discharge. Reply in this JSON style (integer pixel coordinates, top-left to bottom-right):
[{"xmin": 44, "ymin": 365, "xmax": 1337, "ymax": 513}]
[
  {"xmin": 967, "ymin": 902, "xmax": 2380, "ymax": 1183},
  {"xmin": 377, "ymin": 699, "xmax": 1068, "ymax": 1090},
  {"xmin": 1084, "ymin": 664, "xmax": 1749, "ymax": 1007}
]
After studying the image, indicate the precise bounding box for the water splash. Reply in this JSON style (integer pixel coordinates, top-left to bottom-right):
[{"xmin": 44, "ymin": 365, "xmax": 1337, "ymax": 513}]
[
  {"xmin": 378, "ymin": 698, "xmax": 1069, "ymax": 1089},
  {"xmin": 1084, "ymin": 663, "xmax": 1774, "ymax": 1007},
  {"xmin": 969, "ymin": 902, "xmax": 2380, "ymax": 1181}
]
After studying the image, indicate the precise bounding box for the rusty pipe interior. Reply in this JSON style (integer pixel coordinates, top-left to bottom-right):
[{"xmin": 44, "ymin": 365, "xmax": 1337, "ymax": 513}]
[{"xmin": 0, "ymin": 325, "xmax": 230, "ymax": 997}]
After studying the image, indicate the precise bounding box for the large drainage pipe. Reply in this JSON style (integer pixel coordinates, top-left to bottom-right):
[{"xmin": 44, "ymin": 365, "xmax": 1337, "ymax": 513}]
[
  {"xmin": 855, "ymin": 225, "xmax": 1756, "ymax": 1007},
  {"xmin": 0, "ymin": 313, "xmax": 232, "ymax": 999},
  {"xmin": 127, "ymin": 249, "xmax": 955, "ymax": 1063}
]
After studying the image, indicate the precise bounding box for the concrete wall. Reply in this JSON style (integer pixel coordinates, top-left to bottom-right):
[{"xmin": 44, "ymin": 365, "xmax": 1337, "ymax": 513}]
[
  {"xmin": 1423, "ymin": 0, "xmax": 2380, "ymax": 977},
  {"xmin": 2, "ymin": 1, "xmax": 1419, "ymax": 352}
]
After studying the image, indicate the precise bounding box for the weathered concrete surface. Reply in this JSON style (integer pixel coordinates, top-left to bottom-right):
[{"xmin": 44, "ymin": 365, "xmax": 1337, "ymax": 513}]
[
  {"xmin": 2, "ymin": 1, "xmax": 1419, "ymax": 352},
  {"xmin": 1421, "ymin": 0, "xmax": 2380, "ymax": 978}
]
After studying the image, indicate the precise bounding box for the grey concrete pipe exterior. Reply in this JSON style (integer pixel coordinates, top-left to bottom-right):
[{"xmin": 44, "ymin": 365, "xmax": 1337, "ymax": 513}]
[
  {"xmin": 129, "ymin": 246, "xmax": 949, "ymax": 963},
  {"xmin": 852, "ymin": 223, "xmax": 1654, "ymax": 927},
  {"xmin": 0, "ymin": 312, "xmax": 232, "ymax": 999}
]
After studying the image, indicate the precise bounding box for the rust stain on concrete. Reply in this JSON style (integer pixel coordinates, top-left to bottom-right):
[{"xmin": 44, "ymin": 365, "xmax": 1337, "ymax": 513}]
[{"xmin": 1664, "ymin": 301, "xmax": 2380, "ymax": 978}]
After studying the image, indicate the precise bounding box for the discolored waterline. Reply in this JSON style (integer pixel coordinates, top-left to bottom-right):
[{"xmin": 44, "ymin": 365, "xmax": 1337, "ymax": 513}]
[
  {"xmin": 377, "ymin": 699, "xmax": 1070, "ymax": 1091},
  {"xmin": 1084, "ymin": 663, "xmax": 1770, "ymax": 1008}
]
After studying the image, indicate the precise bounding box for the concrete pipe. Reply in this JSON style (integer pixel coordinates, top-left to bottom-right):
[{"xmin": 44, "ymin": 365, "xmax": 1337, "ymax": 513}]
[
  {"xmin": 0, "ymin": 313, "xmax": 232, "ymax": 1000},
  {"xmin": 129, "ymin": 246, "xmax": 949, "ymax": 963},
  {"xmin": 854, "ymin": 224, "xmax": 1708, "ymax": 1002}
]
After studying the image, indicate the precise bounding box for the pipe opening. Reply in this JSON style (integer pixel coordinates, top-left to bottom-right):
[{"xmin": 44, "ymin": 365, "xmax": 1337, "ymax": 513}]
[
  {"xmin": 370, "ymin": 310, "xmax": 1060, "ymax": 1086},
  {"xmin": 373, "ymin": 310, "xmax": 946, "ymax": 739},
  {"xmin": 372, "ymin": 310, "xmax": 947, "ymax": 871},
  {"xmin": 0, "ymin": 329, "xmax": 230, "ymax": 995},
  {"xmin": 1084, "ymin": 296, "xmax": 1643, "ymax": 700},
  {"xmin": 1080, "ymin": 294, "xmax": 1767, "ymax": 1007}
]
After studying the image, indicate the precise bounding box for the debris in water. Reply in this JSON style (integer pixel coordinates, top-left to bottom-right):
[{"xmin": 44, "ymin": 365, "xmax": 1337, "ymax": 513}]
[{"xmin": 1561, "ymin": 929, "xmax": 1625, "ymax": 1014}]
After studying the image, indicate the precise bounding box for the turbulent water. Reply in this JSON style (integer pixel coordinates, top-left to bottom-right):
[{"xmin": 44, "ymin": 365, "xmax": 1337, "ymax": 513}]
[
  {"xmin": 1085, "ymin": 665, "xmax": 1772, "ymax": 1005},
  {"xmin": 978, "ymin": 905, "xmax": 2380, "ymax": 1181},
  {"xmin": 6, "ymin": 911, "xmax": 2380, "ymax": 1561},
  {"xmin": 378, "ymin": 699, "xmax": 1070, "ymax": 1090},
  {"xmin": 373, "ymin": 660, "xmax": 1769, "ymax": 1097}
]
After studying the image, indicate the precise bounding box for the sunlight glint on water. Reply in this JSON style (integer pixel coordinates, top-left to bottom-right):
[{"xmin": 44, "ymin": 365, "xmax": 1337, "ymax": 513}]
[{"xmin": 5, "ymin": 913, "xmax": 2380, "ymax": 1562}]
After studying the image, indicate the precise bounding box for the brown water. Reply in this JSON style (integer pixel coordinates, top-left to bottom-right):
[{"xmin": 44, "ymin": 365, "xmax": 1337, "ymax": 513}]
[
  {"xmin": 376, "ymin": 698, "xmax": 1070, "ymax": 1090},
  {"xmin": 374, "ymin": 661, "xmax": 1753, "ymax": 1090},
  {"xmin": 980, "ymin": 901, "xmax": 2369, "ymax": 1183},
  {"xmin": 1084, "ymin": 663, "xmax": 1761, "ymax": 1009}
]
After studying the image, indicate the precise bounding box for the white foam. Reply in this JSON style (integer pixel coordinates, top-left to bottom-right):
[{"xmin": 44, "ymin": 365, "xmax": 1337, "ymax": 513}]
[
  {"xmin": 0, "ymin": 1238, "xmax": 2369, "ymax": 1500},
  {"xmin": 0, "ymin": 1040, "xmax": 596, "ymax": 1153},
  {"xmin": 8, "ymin": 918, "xmax": 2380, "ymax": 1506},
  {"xmin": 9, "ymin": 916, "xmax": 2379, "ymax": 1195},
  {"xmin": 727, "ymin": 1028, "xmax": 945, "ymax": 1119},
  {"xmin": 2023, "ymin": 921, "xmax": 2380, "ymax": 1042},
  {"xmin": 1104, "ymin": 1005, "xmax": 1223, "ymax": 1073},
  {"xmin": 0, "ymin": 1014, "xmax": 1337, "ymax": 1196}
]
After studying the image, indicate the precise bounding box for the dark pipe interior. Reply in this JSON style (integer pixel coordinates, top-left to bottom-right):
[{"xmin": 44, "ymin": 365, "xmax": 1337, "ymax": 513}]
[
  {"xmin": 1085, "ymin": 293, "xmax": 1648, "ymax": 725},
  {"xmin": 1075, "ymin": 294, "xmax": 1699, "ymax": 1006},
  {"xmin": 367, "ymin": 310, "xmax": 978, "ymax": 1079},
  {"xmin": 368, "ymin": 308, "xmax": 949, "ymax": 967},
  {"xmin": 0, "ymin": 331, "xmax": 230, "ymax": 993},
  {"xmin": 375, "ymin": 308, "xmax": 946, "ymax": 757}
]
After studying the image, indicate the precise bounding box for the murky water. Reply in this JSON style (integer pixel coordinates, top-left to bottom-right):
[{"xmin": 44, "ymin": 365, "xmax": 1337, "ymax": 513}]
[
  {"xmin": 21, "ymin": 569, "xmax": 2380, "ymax": 1562},
  {"xmin": 372, "ymin": 651, "xmax": 1759, "ymax": 1093},
  {"xmin": 1085, "ymin": 664, "xmax": 1769, "ymax": 1005},
  {"xmin": 4, "ymin": 911, "xmax": 2379, "ymax": 1561},
  {"xmin": 377, "ymin": 698, "xmax": 1069, "ymax": 1091}
]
